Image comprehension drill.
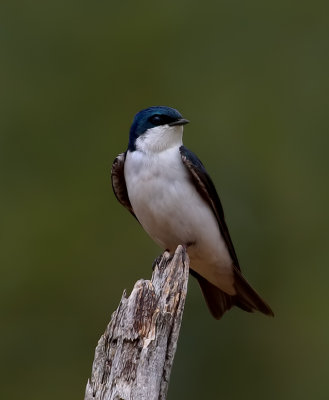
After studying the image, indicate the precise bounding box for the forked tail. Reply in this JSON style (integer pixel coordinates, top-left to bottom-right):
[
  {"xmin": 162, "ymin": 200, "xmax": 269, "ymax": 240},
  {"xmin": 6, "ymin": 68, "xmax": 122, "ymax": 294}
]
[{"xmin": 191, "ymin": 268, "xmax": 274, "ymax": 320}]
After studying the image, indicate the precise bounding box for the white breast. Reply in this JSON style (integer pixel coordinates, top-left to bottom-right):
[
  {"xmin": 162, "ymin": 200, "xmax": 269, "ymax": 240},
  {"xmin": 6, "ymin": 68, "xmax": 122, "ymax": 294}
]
[
  {"xmin": 125, "ymin": 146, "xmax": 197, "ymax": 248},
  {"xmin": 124, "ymin": 143, "xmax": 235, "ymax": 294}
]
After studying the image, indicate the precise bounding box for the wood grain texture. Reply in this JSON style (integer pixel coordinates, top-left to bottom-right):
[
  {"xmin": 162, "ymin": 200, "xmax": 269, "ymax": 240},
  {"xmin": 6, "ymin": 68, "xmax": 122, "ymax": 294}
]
[{"xmin": 85, "ymin": 245, "xmax": 189, "ymax": 400}]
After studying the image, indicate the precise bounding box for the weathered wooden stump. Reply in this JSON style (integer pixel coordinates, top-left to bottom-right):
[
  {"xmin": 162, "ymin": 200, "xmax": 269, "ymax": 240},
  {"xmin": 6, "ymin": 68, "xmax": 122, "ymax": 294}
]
[{"xmin": 85, "ymin": 245, "xmax": 189, "ymax": 400}]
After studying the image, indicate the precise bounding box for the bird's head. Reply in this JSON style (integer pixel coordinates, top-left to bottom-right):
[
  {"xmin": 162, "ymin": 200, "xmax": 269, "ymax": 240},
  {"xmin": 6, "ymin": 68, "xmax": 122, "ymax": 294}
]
[{"xmin": 128, "ymin": 106, "xmax": 189, "ymax": 153}]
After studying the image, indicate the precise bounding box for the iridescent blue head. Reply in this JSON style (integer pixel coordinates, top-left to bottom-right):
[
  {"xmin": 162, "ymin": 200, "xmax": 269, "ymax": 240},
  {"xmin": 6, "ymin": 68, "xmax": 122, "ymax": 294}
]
[{"xmin": 128, "ymin": 106, "xmax": 189, "ymax": 151}]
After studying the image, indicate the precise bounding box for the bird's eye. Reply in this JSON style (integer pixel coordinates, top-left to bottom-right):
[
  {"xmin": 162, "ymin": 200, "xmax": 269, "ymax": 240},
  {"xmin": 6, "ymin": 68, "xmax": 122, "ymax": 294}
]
[{"xmin": 149, "ymin": 115, "xmax": 164, "ymax": 125}]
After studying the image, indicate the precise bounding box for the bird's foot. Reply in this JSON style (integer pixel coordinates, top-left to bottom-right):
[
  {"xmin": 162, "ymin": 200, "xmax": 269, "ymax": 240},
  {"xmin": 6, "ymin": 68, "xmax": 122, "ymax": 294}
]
[
  {"xmin": 152, "ymin": 249, "xmax": 172, "ymax": 271},
  {"xmin": 180, "ymin": 242, "xmax": 194, "ymax": 263},
  {"xmin": 185, "ymin": 241, "xmax": 195, "ymax": 249},
  {"xmin": 152, "ymin": 255, "xmax": 163, "ymax": 271}
]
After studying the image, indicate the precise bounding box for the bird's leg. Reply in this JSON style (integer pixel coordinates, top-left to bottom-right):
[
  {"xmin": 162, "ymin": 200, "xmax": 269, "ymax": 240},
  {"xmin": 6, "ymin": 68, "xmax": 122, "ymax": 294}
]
[
  {"xmin": 153, "ymin": 242, "xmax": 193, "ymax": 271},
  {"xmin": 152, "ymin": 249, "xmax": 171, "ymax": 271},
  {"xmin": 152, "ymin": 255, "xmax": 163, "ymax": 271},
  {"xmin": 182, "ymin": 241, "xmax": 194, "ymax": 263},
  {"xmin": 185, "ymin": 241, "xmax": 195, "ymax": 249}
]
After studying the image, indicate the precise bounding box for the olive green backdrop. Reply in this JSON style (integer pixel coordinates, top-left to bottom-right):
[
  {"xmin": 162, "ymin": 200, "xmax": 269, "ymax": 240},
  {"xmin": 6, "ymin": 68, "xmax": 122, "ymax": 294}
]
[{"xmin": 1, "ymin": 1, "xmax": 328, "ymax": 399}]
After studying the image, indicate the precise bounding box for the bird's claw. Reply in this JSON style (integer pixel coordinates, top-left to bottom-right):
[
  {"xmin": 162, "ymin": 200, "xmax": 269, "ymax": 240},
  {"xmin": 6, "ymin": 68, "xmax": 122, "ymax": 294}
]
[
  {"xmin": 152, "ymin": 254, "xmax": 163, "ymax": 271},
  {"xmin": 152, "ymin": 249, "xmax": 173, "ymax": 270}
]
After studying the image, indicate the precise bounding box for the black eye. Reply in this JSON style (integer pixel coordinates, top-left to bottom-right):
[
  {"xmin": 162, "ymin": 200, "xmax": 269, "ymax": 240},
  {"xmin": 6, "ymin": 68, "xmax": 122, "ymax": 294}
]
[
  {"xmin": 149, "ymin": 114, "xmax": 176, "ymax": 126},
  {"xmin": 149, "ymin": 114, "xmax": 165, "ymax": 125}
]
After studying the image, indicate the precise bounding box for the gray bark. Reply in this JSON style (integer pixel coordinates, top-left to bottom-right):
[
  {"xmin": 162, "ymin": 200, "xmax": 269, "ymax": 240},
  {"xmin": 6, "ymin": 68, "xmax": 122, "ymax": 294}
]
[{"xmin": 85, "ymin": 245, "xmax": 189, "ymax": 400}]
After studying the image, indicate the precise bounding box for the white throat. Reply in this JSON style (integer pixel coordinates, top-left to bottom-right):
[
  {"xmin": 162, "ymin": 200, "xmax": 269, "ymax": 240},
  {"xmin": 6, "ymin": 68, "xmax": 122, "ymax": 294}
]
[{"xmin": 135, "ymin": 125, "xmax": 183, "ymax": 154}]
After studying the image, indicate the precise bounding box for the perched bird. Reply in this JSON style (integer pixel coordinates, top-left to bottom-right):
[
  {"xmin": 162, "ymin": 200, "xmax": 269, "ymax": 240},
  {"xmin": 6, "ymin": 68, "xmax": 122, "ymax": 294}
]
[{"xmin": 111, "ymin": 106, "xmax": 273, "ymax": 319}]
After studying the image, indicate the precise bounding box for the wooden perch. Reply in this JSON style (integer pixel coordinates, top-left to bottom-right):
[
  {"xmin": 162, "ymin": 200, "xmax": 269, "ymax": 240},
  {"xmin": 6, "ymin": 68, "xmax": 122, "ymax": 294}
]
[{"xmin": 85, "ymin": 245, "xmax": 190, "ymax": 400}]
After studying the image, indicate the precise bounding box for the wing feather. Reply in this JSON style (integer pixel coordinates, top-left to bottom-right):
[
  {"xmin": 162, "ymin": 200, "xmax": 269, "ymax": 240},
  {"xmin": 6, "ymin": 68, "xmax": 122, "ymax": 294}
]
[
  {"xmin": 180, "ymin": 145, "xmax": 240, "ymax": 270},
  {"xmin": 111, "ymin": 152, "xmax": 138, "ymax": 220},
  {"xmin": 180, "ymin": 146, "xmax": 274, "ymax": 317}
]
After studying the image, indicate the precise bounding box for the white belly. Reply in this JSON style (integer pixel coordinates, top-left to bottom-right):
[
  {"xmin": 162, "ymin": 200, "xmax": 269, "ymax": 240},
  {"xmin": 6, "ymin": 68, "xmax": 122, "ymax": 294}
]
[{"xmin": 124, "ymin": 147, "xmax": 235, "ymax": 294}]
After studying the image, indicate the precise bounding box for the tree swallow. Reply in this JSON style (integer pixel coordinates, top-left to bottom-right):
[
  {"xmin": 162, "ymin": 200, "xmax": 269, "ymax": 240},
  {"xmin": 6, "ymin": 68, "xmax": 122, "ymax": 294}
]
[{"xmin": 111, "ymin": 106, "xmax": 273, "ymax": 319}]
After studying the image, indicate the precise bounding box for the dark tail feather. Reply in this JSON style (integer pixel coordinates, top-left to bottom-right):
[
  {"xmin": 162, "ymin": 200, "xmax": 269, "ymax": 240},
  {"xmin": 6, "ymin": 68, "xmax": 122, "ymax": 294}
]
[
  {"xmin": 233, "ymin": 266, "xmax": 274, "ymax": 317},
  {"xmin": 191, "ymin": 270, "xmax": 234, "ymax": 319},
  {"xmin": 191, "ymin": 269, "xmax": 274, "ymax": 320}
]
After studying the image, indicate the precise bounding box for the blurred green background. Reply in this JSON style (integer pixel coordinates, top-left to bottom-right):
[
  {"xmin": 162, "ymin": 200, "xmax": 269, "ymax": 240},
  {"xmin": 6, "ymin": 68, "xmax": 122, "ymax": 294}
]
[{"xmin": 1, "ymin": 0, "xmax": 329, "ymax": 398}]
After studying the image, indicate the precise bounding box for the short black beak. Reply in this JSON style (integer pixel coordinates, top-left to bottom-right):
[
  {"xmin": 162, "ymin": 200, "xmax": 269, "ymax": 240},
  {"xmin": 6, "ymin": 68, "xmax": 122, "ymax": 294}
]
[{"xmin": 168, "ymin": 118, "xmax": 190, "ymax": 126}]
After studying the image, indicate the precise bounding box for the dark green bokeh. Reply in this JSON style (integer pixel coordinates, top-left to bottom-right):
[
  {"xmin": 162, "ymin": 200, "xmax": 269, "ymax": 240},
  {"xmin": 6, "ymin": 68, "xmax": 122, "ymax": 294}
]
[{"xmin": 1, "ymin": 1, "xmax": 328, "ymax": 398}]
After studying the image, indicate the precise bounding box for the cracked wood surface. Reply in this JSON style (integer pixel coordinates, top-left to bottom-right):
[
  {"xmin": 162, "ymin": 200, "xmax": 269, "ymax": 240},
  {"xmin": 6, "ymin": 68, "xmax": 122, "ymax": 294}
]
[{"xmin": 84, "ymin": 245, "xmax": 189, "ymax": 400}]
